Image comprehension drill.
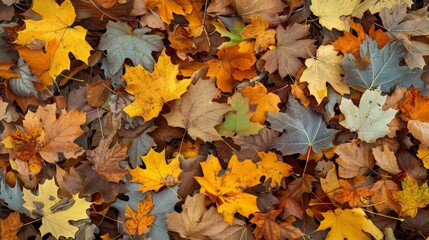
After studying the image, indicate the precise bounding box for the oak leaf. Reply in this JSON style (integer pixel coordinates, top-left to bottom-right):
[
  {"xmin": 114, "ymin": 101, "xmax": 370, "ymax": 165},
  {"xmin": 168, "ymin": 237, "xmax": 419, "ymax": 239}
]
[
  {"xmin": 166, "ymin": 193, "xmax": 231, "ymax": 239},
  {"xmin": 86, "ymin": 136, "xmax": 128, "ymax": 183},
  {"xmin": 339, "ymin": 89, "xmax": 398, "ymax": 143},
  {"xmin": 262, "ymin": 23, "xmax": 316, "ymax": 78},
  {"xmin": 207, "ymin": 45, "xmax": 256, "ymax": 92},
  {"xmin": 240, "ymin": 16, "xmax": 276, "ymax": 53},
  {"xmin": 163, "ymin": 78, "xmax": 230, "ymax": 142},
  {"xmin": 22, "ymin": 179, "xmax": 92, "ymax": 239},
  {"xmin": 125, "ymin": 194, "xmax": 156, "ymax": 235},
  {"xmin": 195, "ymin": 155, "xmax": 260, "ymax": 224},
  {"xmin": 216, "ymin": 93, "xmax": 264, "ymax": 137},
  {"xmin": 123, "ymin": 50, "xmax": 191, "ymax": 121},
  {"xmin": 0, "ymin": 212, "xmax": 21, "ymax": 240},
  {"xmin": 250, "ymin": 209, "xmax": 305, "ymax": 240},
  {"xmin": 241, "ymin": 82, "xmax": 280, "ymax": 124},
  {"xmin": 317, "ymin": 208, "xmax": 383, "ymax": 240},
  {"xmin": 14, "ymin": 0, "xmax": 93, "ymax": 78},
  {"xmin": 399, "ymin": 86, "xmax": 429, "ymax": 122},
  {"xmin": 334, "ymin": 177, "xmax": 373, "ymax": 207},
  {"xmin": 393, "ymin": 175, "xmax": 429, "ymax": 217},
  {"xmin": 256, "ymin": 151, "xmax": 292, "ymax": 187},
  {"xmin": 129, "ymin": 148, "xmax": 182, "ymax": 192},
  {"xmin": 371, "ymin": 180, "xmax": 401, "ymax": 214},
  {"xmin": 300, "ymin": 45, "xmax": 349, "ymax": 104},
  {"xmin": 310, "ymin": 0, "xmax": 360, "ymax": 30}
]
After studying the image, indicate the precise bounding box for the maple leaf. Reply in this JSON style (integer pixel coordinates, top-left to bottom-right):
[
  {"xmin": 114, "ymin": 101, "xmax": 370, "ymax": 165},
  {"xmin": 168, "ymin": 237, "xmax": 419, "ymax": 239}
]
[
  {"xmin": 14, "ymin": 0, "xmax": 93, "ymax": 78},
  {"xmin": 129, "ymin": 148, "xmax": 182, "ymax": 192},
  {"xmin": 372, "ymin": 145, "xmax": 401, "ymax": 174},
  {"xmin": 393, "ymin": 175, "xmax": 429, "ymax": 217},
  {"xmin": 262, "ymin": 23, "xmax": 316, "ymax": 78},
  {"xmin": 0, "ymin": 212, "xmax": 21, "ymax": 240},
  {"xmin": 125, "ymin": 194, "xmax": 156, "ymax": 235},
  {"xmin": 256, "ymin": 151, "xmax": 292, "ymax": 187},
  {"xmin": 86, "ymin": 136, "xmax": 128, "ymax": 183},
  {"xmin": 240, "ymin": 16, "xmax": 276, "ymax": 53},
  {"xmin": 407, "ymin": 120, "xmax": 429, "ymax": 148},
  {"xmin": 317, "ymin": 208, "xmax": 383, "ymax": 240},
  {"xmin": 123, "ymin": 50, "xmax": 191, "ymax": 121},
  {"xmin": 207, "ymin": 45, "xmax": 256, "ymax": 92},
  {"xmin": 232, "ymin": 128, "xmax": 277, "ymax": 161},
  {"xmin": 342, "ymin": 38, "xmax": 424, "ymax": 91},
  {"xmin": 267, "ymin": 96, "xmax": 338, "ymax": 155},
  {"xmin": 417, "ymin": 146, "xmax": 429, "ymax": 169},
  {"xmin": 334, "ymin": 177, "xmax": 373, "ymax": 207},
  {"xmin": 371, "ymin": 180, "xmax": 401, "ymax": 214},
  {"xmin": 399, "ymin": 86, "xmax": 429, "ymax": 122},
  {"xmin": 241, "ymin": 82, "xmax": 280, "ymax": 124},
  {"xmin": 310, "ymin": 0, "xmax": 360, "ymax": 30},
  {"xmin": 250, "ymin": 209, "xmax": 304, "ymax": 240},
  {"xmin": 229, "ymin": 0, "xmax": 286, "ymax": 23},
  {"xmin": 163, "ymin": 78, "xmax": 230, "ymax": 142},
  {"xmin": 339, "ymin": 89, "xmax": 398, "ymax": 143},
  {"xmin": 216, "ymin": 93, "xmax": 264, "ymax": 137},
  {"xmin": 0, "ymin": 62, "xmax": 19, "ymax": 79},
  {"xmin": 22, "ymin": 179, "xmax": 92, "ymax": 239},
  {"xmin": 195, "ymin": 155, "xmax": 260, "ymax": 224},
  {"xmin": 98, "ymin": 21, "xmax": 164, "ymax": 75},
  {"xmin": 166, "ymin": 193, "xmax": 232, "ymax": 239},
  {"xmin": 300, "ymin": 45, "xmax": 349, "ymax": 104},
  {"xmin": 145, "ymin": 0, "xmax": 190, "ymax": 23},
  {"xmin": 212, "ymin": 18, "xmax": 247, "ymax": 49},
  {"xmin": 335, "ymin": 141, "xmax": 374, "ymax": 178}
]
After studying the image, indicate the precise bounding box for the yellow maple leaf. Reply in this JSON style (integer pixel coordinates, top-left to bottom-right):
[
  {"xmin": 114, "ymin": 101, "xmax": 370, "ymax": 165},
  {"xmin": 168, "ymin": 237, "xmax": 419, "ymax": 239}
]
[
  {"xmin": 125, "ymin": 194, "xmax": 156, "ymax": 235},
  {"xmin": 195, "ymin": 155, "xmax": 260, "ymax": 224},
  {"xmin": 417, "ymin": 146, "xmax": 429, "ymax": 169},
  {"xmin": 22, "ymin": 179, "xmax": 92, "ymax": 239},
  {"xmin": 310, "ymin": 0, "xmax": 360, "ymax": 30},
  {"xmin": 317, "ymin": 208, "xmax": 383, "ymax": 240},
  {"xmin": 300, "ymin": 45, "xmax": 349, "ymax": 104},
  {"xmin": 392, "ymin": 175, "xmax": 429, "ymax": 217},
  {"xmin": 123, "ymin": 50, "xmax": 191, "ymax": 121},
  {"xmin": 130, "ymin": 148, "xmax": 182, "ymax": 192},
  {"xmin": 256, "ymin": 152, "xmax": 292, "ymax": 187},
  {"xmin": 240, "ymin": 16, "xmax": 276, "ymax": 53},
  {"xmin": 145, "ymin": 0, "xmax": 191, "ymax": 23},
  {"xmin": 14, "ymin": 0, "xmax": 93, "ymax": 78},
  {"xmin": 241, "ymin": 82, "xmax": 280, "ymax": 123}
]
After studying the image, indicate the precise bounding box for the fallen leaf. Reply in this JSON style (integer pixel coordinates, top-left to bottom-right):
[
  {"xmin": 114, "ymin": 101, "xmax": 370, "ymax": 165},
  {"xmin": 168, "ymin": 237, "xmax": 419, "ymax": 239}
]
[
  {"xmin": 145, "ymin": 0, "xmax": 190, "ymax": 23},
  {"xmin": 316, "ymin": 208, "xmax": 383, "ymax": 240},
  {"xmin": 125, "ymin": 194, "xmax": 156, "ymax": 235},
  {"xmin": 130, "ymin": 148, "xmax": 182, "ymax": 192},
  {"xmin": 393, "ymin": 175, "xmax": 429, "ymax": 217},
  {"xmin": 195, "ymin": 155, "xmax": 260, "ymax": 224},
  {"xmin": 399, "ymin": 86, "xmax": 429, "ymax": 122},
  {"xmin": 407, "ymin": 120, "xmax": 429, "ymax": 147},
  {"xmin": 256, "ymin": 151, "xmax": 292, "ymax": 187},
  {"xmin": 335, "ymin": 141, "xmax": 374, "ymax": 178},
  {"xmin": 0, "ymin": 61, "xmax": 19, "ymax": 79},
  {"xmin": 371, "ymin": 180, "xmax": 401, "ymax": 214},
  {"xmin": 262, "ymin": 23, "xmax": 316, "ymax": 78},
  {"xmin": 163, "ymin": 78, "xmax": 230, "ymax": 142},
  {"xmin": 0, "ymin": 212, "xmax": 21, "ymax": 240},
  {"xmin": 240, "ymin": 16, "xmax": 276, "ymax": 53},
  {"xmin": 123, "ymin": 50, "xmax": 191, "ymax": 121},
  {"xmin": 334, "ymin": 177, "xmax": 373, "ymax": 207},
  {"xmin": 372, "ymin": 145, "xmax": 401, "ymax": 175},
  {"xmin": 339, "ymin": 89, "xmax": 398, "ymax": 143},
  {"xmin": 14, "ymin": 0, "xmax": 93, "ymax": 78},
  {"xmin": 229, "ymin": 0, "xmax": 286, "ymax": 23},
  {"xmin": 310, "ymin": 0, "xmax": 360, "ymax": 30},
  {"xmin": 241, "ymin": 82, "xmax": 280, "ymax": 124}
]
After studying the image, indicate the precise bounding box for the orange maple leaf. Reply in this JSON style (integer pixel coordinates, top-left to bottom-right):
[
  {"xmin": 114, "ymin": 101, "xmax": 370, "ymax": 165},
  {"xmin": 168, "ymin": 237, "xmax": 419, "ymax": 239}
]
[
  {"xmin": 334, "ymin": 177, "xmax": 373, "ymax": 207},
  {"xmin": 399, "ymin": 86, "xmax": 429, "ymax": 122},
  {"xmin": 0, "ymin": 62, "xmax": 19, "ymax": 79},
  {"xmin": 0, "ymin": 212, "xmax": 21, "ymax": 240},
  {"xmin": 240, "ymin": 16, "xmax": 276, "ymax": 53},
  {"xmin": 207, "ymin": 45, "xmax": 257, "ymax": 92},
  {"xmin": 241, "ymin": 82, "xmax": 280, "ymax": 123},
  {"xmin": 125, "ymin": 194, "xmax": 156, "ymax": 235},
  {"xmin": 145, "ymin": 0, "xmax": 191, "ymax": 23}
]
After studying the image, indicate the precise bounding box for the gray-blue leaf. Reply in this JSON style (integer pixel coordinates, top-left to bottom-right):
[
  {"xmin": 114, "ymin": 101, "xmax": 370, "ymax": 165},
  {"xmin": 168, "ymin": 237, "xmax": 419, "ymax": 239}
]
[
  {"xmin": 342, "ymin": 38, "xmax": 424, "ymax": 91},
  {"xmin": 9, "ymin": 58, "xmax": 40, "ymax": 97},
  {"xmin": 98, "ymin": 21, "xmax": 164, "ymax": 75},
  {"xmin": 267, "ymin": 97, "xmax": 338, "ymax": 155},
  {"xmin": 0, "ymin": 171, "xmax": 24, "ymax": 211},
  {"xmin": 111, "ymin": 183, "xmax": 146, "ymax": 214},
  {"xmin": 127, "ymin": 124, "xmax": 157, "ymax": 168}
]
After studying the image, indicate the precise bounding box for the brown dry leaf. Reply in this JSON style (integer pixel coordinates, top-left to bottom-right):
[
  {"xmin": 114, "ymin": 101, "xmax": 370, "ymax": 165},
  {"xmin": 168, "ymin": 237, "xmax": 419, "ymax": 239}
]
[
  {"xmin": 334, "ymin": 177, "xmax": 373, "ymax": 207},
  {"xmin": 125, "ymin": 194, "xmax": 156, "ymax": 235},
  {"xmin": 371, "ymin": 180, "xmax": 401, "ymax": 214},
  {"xmin": 408, "ymin": 120, "xmax": 429, "ymax": 147},
  {"xmin": 262, "ymin": 23, "xmax": 316, "ymax": 78},
  {"xmin": 207, "ymin": 45, "xmax": 257, "ymax": 92},
  {"xmin": 163, "ymin": 78, "xmax": 230, "ymax": 142},
  {"xmin": 372, "ymin": 145, "xmax": 401, "ymax": 175},
  {"xmin": 383, "ymin": 85, "xmax": 407, "ymax": 110},
  {"xmin": 320, "ymin": 165, "xmax": 341, "ymax": 199},
  {"xmin": 86, "ymin": 136, "xmax": 128, "ymax": 183},
  {"xmin": 94, "ymin": 0, "xmax": 119, "ymax": 9},
  {"xmin": 335, "ymin": 141, "xmax": 374, "ymax": 178},
  {"xmin": 399, "ymin": 86, "xmax": 429, "ymax": 122},
  {"xmin": 86, "ymin": 79, "xmax": 112, "ymax": 108},
  {"xmin": 240, "ymin": 16, "xmax": 276, "ymax": 53},
  {"xmin": 0, "ymin": 212, "xmax": 21, "ymax": 240},
  {"xmin": 166, "ymin": 193, "xmax": 231, "ymax": 239},
  {"xmin": 250, "ymin": 209, "xmax": 305, "ymax": 240}
]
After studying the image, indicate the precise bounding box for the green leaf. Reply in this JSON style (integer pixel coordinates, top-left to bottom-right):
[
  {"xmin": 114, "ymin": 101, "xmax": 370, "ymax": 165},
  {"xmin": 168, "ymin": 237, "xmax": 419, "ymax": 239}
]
[
  {"xmin": 339, "ymin": 89, "xmax": 398, "ymax": 143},
  {"xmin": 148, "ymin": 186, "xmax": 180, "ymax": 240},
  {"xmin": 212, "ymin": 17, "xmax": 245, "ymax": 49},
  {"xmin": 216, "ymin": 93, "xmax": 264, "ymax": 137},
  {"xmin": 98, "ymin": 21, "xmax": 164, "ymax": 75},
  {"xmin": 342, "ymin": 38, "xmax": 424, "ymax": 91},
  {"xmin": 267, "ymin": 96, "xmax": 338, "ymax": 155}
]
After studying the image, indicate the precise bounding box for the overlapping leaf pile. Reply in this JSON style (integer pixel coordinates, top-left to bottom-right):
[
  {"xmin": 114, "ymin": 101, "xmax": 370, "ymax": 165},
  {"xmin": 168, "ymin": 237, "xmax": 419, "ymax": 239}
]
[{"xmin": 0, "ymin": 0, "xmax": 429, "ymax": 239}]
